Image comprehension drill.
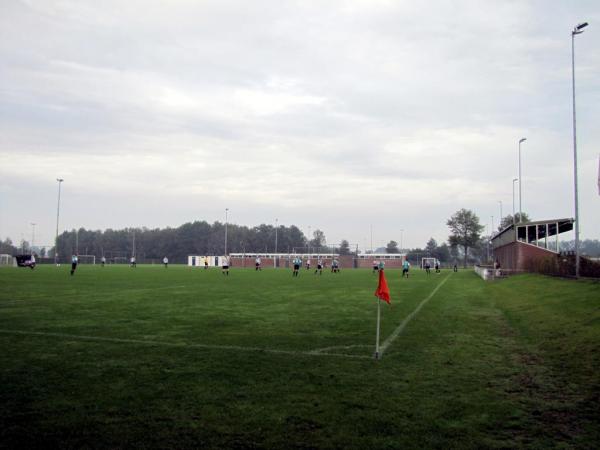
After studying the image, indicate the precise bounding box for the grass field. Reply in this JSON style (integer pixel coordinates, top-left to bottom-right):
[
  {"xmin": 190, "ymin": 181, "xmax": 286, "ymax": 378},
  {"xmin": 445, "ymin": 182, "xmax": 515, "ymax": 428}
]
[{"xmin": 1, "ymin": 265, "xmax": 598, "ymax": 449}]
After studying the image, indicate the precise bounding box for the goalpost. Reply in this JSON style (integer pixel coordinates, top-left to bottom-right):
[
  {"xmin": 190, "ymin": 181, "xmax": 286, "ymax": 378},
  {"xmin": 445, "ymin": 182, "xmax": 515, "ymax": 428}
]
[
  {"xmin": 0, "ymin": 254, "xmax": 15, "ymax": 266},
  {"xmin": 78, "ymin": 255, "xmax": 96, "ymax": 264},
  {"xmin": 421, "ymin": 257, "xmax": 438, "ymax": 269}
]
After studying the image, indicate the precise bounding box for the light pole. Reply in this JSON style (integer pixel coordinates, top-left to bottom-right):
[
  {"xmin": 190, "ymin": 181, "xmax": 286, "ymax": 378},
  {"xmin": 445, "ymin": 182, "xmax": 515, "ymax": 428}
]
[
  {"xmin": 30, "ymin": 223, "xmax": 36, "ymax": 253},
  {"xmin": 400, "ymin": 229, "xmax": 404, "ymax": 253},
  {"xmin": 486, "ymin": 224, "xmax": 490, "ymax": 262},
  {"xmin": 498, "ymin": 201, "xmax": 503, "ymax": 230},
  {"xmin": 54, "ymin": 178, "xmax": 64, "ymax": 265},
  {"xmin": 518, "ymin": 138, "xmax": 527, "ymax": 222},
  {"xmin": 224, "ymin": 208, "xmax": 229, "ymax": 256},
  {"xmin": 274, "ymin": 218, "xmax": 278, "ymax": 268},
  {"xmin": 512, "ymin": 178, "xmax": 518, "ymax": 225},
  {"xmin": 572, "ymin": 22, "xmax": 588, "ymax": 278},
  {"xmin": 274, "ymin": 218, "xmax": 278, "ymax": 254}
]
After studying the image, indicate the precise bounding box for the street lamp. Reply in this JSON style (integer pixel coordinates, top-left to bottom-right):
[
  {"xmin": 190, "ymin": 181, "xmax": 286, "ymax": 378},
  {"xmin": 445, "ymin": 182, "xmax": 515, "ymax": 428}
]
[
  {"xmin": 400, "ymin": 229, "xmax": 404, "ymax": 253},
  {"xmin": 30, "ymin": 223, "xmax": 36, "ymax": 252},
  {"xmin": 512, "ymin": 178, "xmax": 518, "ymax": 225},
  {"xmin": 54, "ymin": 178, "xmax": 64, "ymax": 265},
  {"xmin": 275, "ymin": 218, "xmax": 278, "ymax": 254},
  {"xmin": 518, "ymin": 138, "xmax": 527, "ymax": 222},
  {"xmin": 572, "ymin": 22, "xmax": 588, "ymax": 278},
  {"xmin": 224, "ymin": 208, "xmax": 229, "ymax": 256},
  {"xmin": 498, "ymin": 201, "xmax": 503, "ymax": 230},
  {"xmin": 274, "ymin": 218, "xmax": 278, "ymax": 269}
]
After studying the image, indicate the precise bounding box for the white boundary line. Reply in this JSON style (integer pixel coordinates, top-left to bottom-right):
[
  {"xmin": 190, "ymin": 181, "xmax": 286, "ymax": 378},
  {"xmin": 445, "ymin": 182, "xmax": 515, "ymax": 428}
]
[
  {"xmin": 378, "ymin": 274, "xmax": 451, "ymax": 356},
  {"xmin": 0, "ymin": 329, "xmax": 371, "ymax": 360}
]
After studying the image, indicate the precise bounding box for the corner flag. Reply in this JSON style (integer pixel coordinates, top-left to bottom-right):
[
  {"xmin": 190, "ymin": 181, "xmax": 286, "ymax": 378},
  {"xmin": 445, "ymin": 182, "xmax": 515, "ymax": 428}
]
[
  {"xmin": 374, "ymin": 269, "xmax": 391, "ymax": 304},
  {"xmin": 373, "ymin": 268, "xmax": 391, "ymax": 360}
]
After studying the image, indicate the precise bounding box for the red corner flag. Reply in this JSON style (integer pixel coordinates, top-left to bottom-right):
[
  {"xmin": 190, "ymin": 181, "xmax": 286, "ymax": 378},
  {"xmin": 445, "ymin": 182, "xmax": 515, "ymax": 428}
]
[{"xmin": 374, "ymin": 269, "xmax": 391, "ymax": 304}]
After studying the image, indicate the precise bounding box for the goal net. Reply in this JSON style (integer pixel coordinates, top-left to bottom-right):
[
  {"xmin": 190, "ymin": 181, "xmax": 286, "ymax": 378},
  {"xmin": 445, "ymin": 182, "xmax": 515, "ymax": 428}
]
[
  {"xmin": 0, "ymin": 254, "xmax": 14, "ymax": 266},
  {"xmin": 78, "ymin": 255, "xmax": 96, "ymax": 264},
  {"xmin": 421, "ymin": 257, "xmax": 438, "ymax": 269}
]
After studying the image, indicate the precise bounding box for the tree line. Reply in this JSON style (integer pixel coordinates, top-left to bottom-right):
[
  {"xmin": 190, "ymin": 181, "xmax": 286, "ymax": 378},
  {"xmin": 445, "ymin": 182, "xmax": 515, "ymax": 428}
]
[
  {"xmin": 0, "ymin": 222, "xmax": 352, "ymax": 263},
  {"xmin": 2, "ymin": 210, "xmax": 599, "ymax": 264}
]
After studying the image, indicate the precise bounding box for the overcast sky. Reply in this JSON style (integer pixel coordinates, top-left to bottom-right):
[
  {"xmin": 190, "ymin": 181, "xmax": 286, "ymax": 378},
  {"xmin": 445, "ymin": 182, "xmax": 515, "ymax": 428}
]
[{"xmin": 1, "ymin": 0, "xmax": 598, "ymax": 252}]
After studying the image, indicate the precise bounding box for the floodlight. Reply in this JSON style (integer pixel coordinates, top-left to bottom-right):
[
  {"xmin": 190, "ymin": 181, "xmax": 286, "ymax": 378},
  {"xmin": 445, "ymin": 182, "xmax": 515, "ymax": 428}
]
[{"xmin": 573, "ymin": 22, "xmax": 588, "ymax": 35}]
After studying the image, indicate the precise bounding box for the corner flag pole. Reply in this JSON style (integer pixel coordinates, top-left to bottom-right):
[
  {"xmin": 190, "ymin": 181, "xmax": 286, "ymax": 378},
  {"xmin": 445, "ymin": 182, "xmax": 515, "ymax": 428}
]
[
  {"xmin": 375, "ymin": 298, "xmax": 381, "ymax": 359},
  {"xmin": 373, "ymin": 266, "xmax": 390, "ymax": 360}
]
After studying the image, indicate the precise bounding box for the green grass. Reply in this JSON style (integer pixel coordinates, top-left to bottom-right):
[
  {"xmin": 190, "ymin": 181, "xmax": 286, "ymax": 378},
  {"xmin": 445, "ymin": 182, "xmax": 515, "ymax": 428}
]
[{"xmin": 0, "ymin": 265, "xmax": 598, "ymax": 449}]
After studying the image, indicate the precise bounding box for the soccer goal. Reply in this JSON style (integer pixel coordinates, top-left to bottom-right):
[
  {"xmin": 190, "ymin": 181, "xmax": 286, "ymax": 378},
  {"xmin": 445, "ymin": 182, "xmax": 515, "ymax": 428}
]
[
  {"xmin": 0, "ymin": 254, "xmax": 15, "ymax": 266},
  {"xmin": 421, "ymin": 257, "xmax": 438, "ymax": 269},
  {"xmin": 78, "ymin": 255, "xmax": 96, "ymax": 264}
]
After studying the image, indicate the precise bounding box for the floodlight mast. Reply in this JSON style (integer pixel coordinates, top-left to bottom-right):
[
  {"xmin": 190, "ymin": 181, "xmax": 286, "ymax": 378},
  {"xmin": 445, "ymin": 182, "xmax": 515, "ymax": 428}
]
[
  {"xmin": 54, "ymin": 178, "xmax": 64, "ymax": 265},
  {"xmin": 274, "ymin": 218, "xmax": 278, "ymax": 267},
  {"xmin": 512, "ymin": 178, "xmax": 518, "ymax": 225},
  {"xmin": 572, "ymin": 22, "xmax": 588, "ymax": 278},
  {"xmin": 224, "ymin": 208, "xmax": 229, "ymax": 256},
  {"xmin": 400, "ymin": 229, "xmax": 404, "ymax": 253},
  {"xmin": 518, "ymin": 138, "xmax": 526, "ymax": 223},
  {"xmin": 498, "ymin": 201, "xmax": 503, "ymax": 229},
  {"xmin": 30, "ymin": 223, "xmax": 36, "ymax": 252}
]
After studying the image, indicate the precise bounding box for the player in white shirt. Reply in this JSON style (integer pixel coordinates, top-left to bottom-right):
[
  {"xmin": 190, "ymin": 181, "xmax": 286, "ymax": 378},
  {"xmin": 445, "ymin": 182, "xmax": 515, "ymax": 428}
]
[
  {"xmin": 130, "ymin": 256, "xmax": 137, "ymax": 268},
  {"xmin": 70, "ymin": 255, "xmax": 78, "ymax": 276},
  {"xmin": 222, "ymin": 255, "xmax": 230, "ymax": 276},
  {"xmin": 255, "ymin": 256, "xmax": 261, "ymax": 271},
  {"xmin": 315, "ymin": 258, "xmax": 323, "ymax": 275},
  {"xmin": 101, "ymin": 256, "xmax": 106, "ymax": 267},
  {"xmin": 163, "ymin": 256, "xmax": 168, "ymax": 268}
]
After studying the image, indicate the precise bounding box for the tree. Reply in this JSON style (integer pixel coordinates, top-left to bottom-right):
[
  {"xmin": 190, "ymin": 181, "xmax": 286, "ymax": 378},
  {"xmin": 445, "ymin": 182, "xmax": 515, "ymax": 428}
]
[
  {"xmin": 447, "ymin": 209, "xmax": 485, "ymax": 268},
  {"xmin": 434, "ymin": 243, "xmax": 451, "ymax": 263},
  {"xmin": 425, "ymin": 238, "xmax": 438, "ymax": 255},
  {"xmin": 310, "ymin": 229, "xmax": 326, "ymax": 250},
  {"xmin": 0, "ymin": 238, "xmax": 17, "ymax": 255},
  {"xmin": 499, "ymin": 212, "xmax": 531, "ymax": 231},
  {"xmin": 386, "ymin": 240, "xmax": 399, "ymax": 254},
  {"xmin": 405, "ymin": 247, "xmax": 424, "ymax": 265},
  {"xmin": 339, "ymin": 239, "xmax": 351, "ymax": 255}
]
